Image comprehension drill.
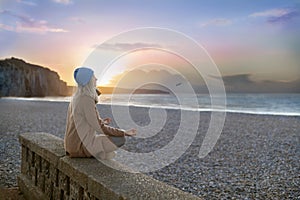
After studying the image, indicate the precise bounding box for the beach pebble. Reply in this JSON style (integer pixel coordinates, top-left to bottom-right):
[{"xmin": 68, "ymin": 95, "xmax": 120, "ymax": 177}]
[{"xmin": 0, "ymin": 99, "xmax": 299, "ymax": 199}]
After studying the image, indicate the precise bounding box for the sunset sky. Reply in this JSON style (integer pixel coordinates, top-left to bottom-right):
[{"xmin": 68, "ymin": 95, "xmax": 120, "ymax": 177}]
[{"xmin": 1, "ymin": 0, "xmax": 299, "ymax": 87}]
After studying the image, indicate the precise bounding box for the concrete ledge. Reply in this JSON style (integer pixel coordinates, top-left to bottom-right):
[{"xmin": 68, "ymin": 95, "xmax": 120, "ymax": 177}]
[
  {"xmin": 19, "ymin": 132, "xmax": 65, "ymax": 165},
  {"xmin": 18, "ymin": 132, "xmax": 201, "ymax": 200}
]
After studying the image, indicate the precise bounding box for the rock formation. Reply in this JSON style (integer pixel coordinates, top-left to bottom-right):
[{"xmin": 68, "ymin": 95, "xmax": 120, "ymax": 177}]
[{"xmin": 0, "ymin": 57, "xmax": 69, "ymax": 97}]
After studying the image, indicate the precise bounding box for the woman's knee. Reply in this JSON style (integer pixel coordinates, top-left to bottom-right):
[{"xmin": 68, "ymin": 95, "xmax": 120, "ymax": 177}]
[{"xmin": 109, "ymin": 136, "xmax": 126, "ymax": 147}]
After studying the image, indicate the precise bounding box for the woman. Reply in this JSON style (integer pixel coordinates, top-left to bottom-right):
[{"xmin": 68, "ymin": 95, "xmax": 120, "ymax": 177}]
[{"xmin": 64, "ymin": 67, "xmax": 136, "ymax": 159}]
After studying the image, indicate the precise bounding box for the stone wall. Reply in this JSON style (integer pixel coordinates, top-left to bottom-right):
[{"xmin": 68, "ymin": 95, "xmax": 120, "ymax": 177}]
[{"xmin": 18, "ymin": 132, "xmax": 201, "ymax": 200}]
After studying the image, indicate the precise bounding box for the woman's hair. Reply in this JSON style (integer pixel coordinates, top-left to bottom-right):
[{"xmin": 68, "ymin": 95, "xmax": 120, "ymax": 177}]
[{"xmin": 73, "ymin": 76, "xmax": 98, "ymax": 102}]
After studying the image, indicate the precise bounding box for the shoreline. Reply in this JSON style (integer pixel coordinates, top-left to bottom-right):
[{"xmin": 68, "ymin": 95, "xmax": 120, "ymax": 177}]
[
  {"xmin": 1, "ymin": 97, "xmax": 300, "ymax": 117},
  {"xmin": 0, "ymin": 99, "xmax": 299, "ymax": 199}
]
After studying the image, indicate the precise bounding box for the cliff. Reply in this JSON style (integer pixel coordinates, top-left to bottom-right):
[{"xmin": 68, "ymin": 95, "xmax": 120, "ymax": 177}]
[{"xmin": 0, "ymin": 57, "xmax": 69, "ymax": 97}]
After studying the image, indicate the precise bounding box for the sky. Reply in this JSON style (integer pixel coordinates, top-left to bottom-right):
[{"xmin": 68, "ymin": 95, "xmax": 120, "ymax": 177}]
[{"xmin": 0, "ymin": 0, "xmax": 300, "ymax": 89}]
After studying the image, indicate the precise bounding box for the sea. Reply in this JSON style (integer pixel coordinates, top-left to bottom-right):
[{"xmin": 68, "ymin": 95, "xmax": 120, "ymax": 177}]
[{"xmin": 3, "ymin": 93, "xmax": 300, "ymax": 116}]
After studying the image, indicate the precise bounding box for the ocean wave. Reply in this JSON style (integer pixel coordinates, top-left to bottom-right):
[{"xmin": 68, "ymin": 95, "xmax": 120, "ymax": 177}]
[{"xmin": 2, "ymin": 95, "xmax": 300, "ymax": 117}]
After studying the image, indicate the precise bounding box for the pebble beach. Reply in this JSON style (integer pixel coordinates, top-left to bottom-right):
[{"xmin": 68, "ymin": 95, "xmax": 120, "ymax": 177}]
[{"xmin": 0, "ymin": 98, "xmax": 299, "ymax": 199}]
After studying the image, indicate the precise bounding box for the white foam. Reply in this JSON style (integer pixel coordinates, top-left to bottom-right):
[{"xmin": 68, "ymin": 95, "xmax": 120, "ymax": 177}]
[{"xmin": 2, "ymin": 96, "xmax": 300, "ymax": 117}]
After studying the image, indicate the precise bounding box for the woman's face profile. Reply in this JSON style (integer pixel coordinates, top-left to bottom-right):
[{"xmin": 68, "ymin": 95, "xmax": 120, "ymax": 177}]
[{"xmin": 93, "ymin": 75, "xmax": 97, "ymax": 87}]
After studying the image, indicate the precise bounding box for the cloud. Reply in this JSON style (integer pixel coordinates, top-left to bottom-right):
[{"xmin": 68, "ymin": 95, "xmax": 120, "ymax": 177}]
[
  {"xmin": 52, "ymin": 0, "xmax": 72, "ymax": 5},
  {"xmin": 249, "ymin": 8, "xmax": 299, "ymax": 24},
  {"xmin": 222, "ymin": 74, "xmax": 254, "ymax": 85},
  {"xmin": 106, "ymin": 68, "xmax": 209, "ymax": 93},
  {"xmin": 217, "ymin": 74, "xmax": 300, "ymax": 93},
  {"xmin": 16, "ymin": 0, "xmax": 37, "ymax": 6},
  {"xmin": 0, "ymin": 10, "xmax": 68, "ymax": 33},
  {"xmin": 200, "ymin": 18, "xmax": 232, "ymax": 27},
  {"xmin": 69, "ymin": 17, "xmax": 85, "ymax": 24},
  {"xmin": 0, "ymin": 23, "xmax": 14, "ymax": 31},
  {"xmin": 108, "ymin": 69, "xmax": 191, "ymax": 92},
  {"xmin": 267, "ymin": 11, "xmax": 298, "ymax": 24},
  {"xmin": 250, "ymin": 8, "xmax": 291, "ymax": 18},
  {"xmin": 107, "ymin": 70, "xmax": 300, "ymax": 93},
  {"xmin": 94, "ymin": 42, "xmax": 163, "ymax": 51}
]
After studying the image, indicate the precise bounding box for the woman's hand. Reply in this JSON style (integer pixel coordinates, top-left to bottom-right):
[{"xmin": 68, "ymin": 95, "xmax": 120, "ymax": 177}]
[
  {"xmin": 103, "ymin": 118, "xmax": 111, "ymax": 125},
  {"xmin": 125, "ymin": 129, "xmax": 137, "ymax": 136}
]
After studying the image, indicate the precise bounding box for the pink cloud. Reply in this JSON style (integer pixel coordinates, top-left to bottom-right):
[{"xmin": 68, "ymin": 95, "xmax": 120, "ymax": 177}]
[
  {"xmin": 0, "ymin": 10, "xmax": 68, "ymax": 33},
  {"xmin": 0, "ymin": 23, "xmax": 14, "ymax": 31}
]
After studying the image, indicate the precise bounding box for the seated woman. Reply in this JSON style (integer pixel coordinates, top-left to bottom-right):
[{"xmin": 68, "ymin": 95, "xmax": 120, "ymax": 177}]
[{"xmin": 64, "ymin": 67, "xmax": 136, "ymax": 159}]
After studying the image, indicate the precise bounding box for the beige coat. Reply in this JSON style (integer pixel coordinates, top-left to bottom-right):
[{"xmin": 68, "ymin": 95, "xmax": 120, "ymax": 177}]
[{"xmin": 64, "ymin": 94, "xmax": 125, "ymax": 159}]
